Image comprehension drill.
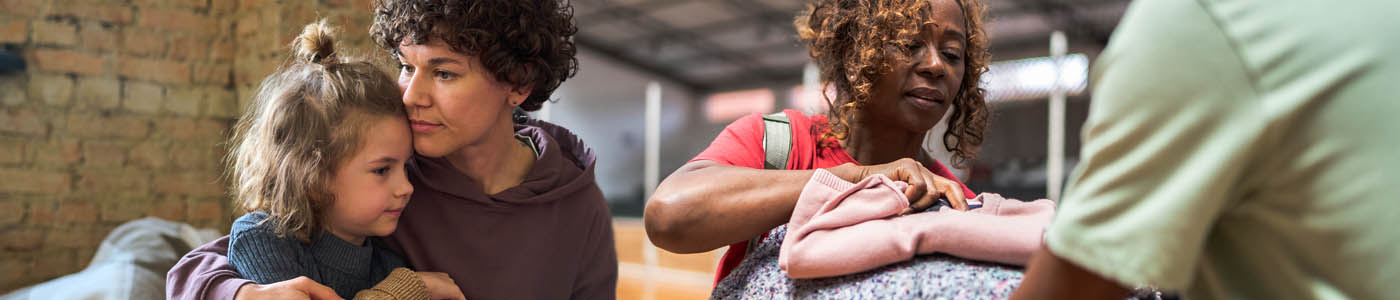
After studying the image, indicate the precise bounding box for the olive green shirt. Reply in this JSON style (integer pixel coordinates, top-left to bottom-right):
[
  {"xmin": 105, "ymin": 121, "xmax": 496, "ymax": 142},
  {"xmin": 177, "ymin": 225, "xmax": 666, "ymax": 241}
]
[{"xmin": 1044, "ymin": 0, "xmax": 1400, "ymax": 298}]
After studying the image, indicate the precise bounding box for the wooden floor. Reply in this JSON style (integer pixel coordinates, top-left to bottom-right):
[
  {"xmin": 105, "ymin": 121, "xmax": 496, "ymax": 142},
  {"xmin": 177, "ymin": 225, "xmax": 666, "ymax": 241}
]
[{"xmin": 613, "ymin": 218, "xmax": 722, "ymax": 300}]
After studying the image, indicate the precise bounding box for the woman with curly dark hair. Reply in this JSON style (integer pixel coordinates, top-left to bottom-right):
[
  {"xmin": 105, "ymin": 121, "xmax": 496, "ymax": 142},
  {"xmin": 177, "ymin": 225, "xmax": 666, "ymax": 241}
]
[
  {"xmin": 646, "ymin": 0, "xmax": 991, "ymax": 285},
  {"xmin": 167, "ymin": 1, "xmax": 617, "ymax": 300}
]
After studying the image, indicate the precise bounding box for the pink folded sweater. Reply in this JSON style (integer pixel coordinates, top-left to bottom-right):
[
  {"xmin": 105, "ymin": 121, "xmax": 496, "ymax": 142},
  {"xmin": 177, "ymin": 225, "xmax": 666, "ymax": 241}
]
[{"xmin": 779, "ymin": 169, "xmax": 1055, "ymax": 279}]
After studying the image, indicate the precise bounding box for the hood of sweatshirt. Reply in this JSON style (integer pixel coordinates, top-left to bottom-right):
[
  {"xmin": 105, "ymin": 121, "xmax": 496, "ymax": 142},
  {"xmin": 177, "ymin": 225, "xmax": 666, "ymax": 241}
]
[{"xmin": 406, "ymin": 119, "xmax": 598, "ymax": 207}]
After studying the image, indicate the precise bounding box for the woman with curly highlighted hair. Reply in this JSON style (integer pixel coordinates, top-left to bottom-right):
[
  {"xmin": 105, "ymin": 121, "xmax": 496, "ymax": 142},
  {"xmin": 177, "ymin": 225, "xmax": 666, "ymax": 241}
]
[
  {"xmin": 646, "ymin": 0, "xmax": 991, "ymax": 284},
  {"xmin": 168, "ymin": 1, "xmax": 616, "ymax": 300}
]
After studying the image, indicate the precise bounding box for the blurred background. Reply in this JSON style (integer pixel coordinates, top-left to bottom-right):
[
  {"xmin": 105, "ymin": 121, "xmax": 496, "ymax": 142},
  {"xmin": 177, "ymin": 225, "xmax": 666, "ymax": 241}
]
[{"xmin": 0, "ymin": 0, "xmax": 1129, "ymax": 298}]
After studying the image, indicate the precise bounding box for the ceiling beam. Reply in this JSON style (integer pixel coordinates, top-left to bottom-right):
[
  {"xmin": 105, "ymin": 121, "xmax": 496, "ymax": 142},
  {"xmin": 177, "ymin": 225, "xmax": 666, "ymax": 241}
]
[
  {"xmin": 574, "ymin": 34, "xmax": 707, "ymax": 92},
  {"xmin": 666, "ymin": 40, "xmax": 803, "ymax": 65},
  {"xmin": 575, "ymin": 0, "xmax": 694, "ymax": 25},
  {"xmin": 589, "ymin": 0, "xmax": 791, "ymax": 84}
]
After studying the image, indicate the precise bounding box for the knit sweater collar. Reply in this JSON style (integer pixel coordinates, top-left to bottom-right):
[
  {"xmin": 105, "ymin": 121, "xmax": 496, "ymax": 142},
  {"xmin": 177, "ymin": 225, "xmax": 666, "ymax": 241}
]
[{"xmin": 309, "ymin": 231, "xmax": 374, "ymax": 277}]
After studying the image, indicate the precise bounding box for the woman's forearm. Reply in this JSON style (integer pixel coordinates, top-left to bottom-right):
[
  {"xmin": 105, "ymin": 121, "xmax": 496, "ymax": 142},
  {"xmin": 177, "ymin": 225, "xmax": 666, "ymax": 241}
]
[{"xmin": 644, "ymin": 161, "xmax": 859, "ymax": 253}]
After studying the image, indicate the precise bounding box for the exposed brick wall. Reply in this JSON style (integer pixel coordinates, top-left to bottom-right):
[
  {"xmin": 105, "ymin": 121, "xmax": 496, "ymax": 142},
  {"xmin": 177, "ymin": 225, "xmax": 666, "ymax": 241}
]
[{"xmin": 0, "ymin": 0, "xmax": 381, "ymax": 292}]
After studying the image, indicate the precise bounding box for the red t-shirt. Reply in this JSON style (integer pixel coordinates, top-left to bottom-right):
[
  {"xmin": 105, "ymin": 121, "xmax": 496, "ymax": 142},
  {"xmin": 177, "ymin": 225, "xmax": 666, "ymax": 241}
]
[{"xmin": 689, "ymin": 109, "xmax": 975, "ymax": 284}]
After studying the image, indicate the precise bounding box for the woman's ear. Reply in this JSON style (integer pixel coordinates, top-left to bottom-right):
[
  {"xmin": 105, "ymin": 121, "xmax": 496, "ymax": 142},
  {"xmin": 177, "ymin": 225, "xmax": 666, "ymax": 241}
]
[
  {"xmin": 507, "ymin": 88, "xmax": 531, "ymax": 107},
  {"xmin": 506, "ymin": 65, "xmax": 535, "ymax": 107}
]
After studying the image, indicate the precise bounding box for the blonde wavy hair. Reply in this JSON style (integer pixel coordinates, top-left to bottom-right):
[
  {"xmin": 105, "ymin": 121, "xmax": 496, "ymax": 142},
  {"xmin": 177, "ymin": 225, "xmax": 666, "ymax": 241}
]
[
  {"xmin": 227, "ymin": 20, "xmax": 406, "ymax": 242},
  {"xmin": 796, "ymin": 0, "xmax": 990, "ymax": 167}
]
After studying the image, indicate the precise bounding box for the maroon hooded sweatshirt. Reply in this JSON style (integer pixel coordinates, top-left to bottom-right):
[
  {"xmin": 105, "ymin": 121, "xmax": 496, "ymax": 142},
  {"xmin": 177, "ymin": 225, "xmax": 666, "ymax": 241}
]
[{"xmin": 166, "ymin": 120, "xmax": 618, "ymax": 300}]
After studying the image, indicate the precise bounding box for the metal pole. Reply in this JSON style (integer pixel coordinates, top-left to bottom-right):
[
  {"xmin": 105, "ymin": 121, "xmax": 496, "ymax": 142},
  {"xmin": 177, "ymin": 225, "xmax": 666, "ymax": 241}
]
[
  {"xmin": 802, "ymin": 62, "xmax": 819, "ymax": 112},
  {"xmin": 644, "ymin": 81, "xmax": 661, "ymax": 201},
  {"xmin": 1048, "ymin": 31, "xmax": 1067, "ymax": 200}
]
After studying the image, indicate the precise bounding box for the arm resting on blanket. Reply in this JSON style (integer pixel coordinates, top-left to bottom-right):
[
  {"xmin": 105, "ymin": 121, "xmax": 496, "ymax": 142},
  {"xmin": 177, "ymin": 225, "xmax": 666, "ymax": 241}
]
[{"xmin": 780, "ymin": 169, "xmax": 1054, "ymax": 279}]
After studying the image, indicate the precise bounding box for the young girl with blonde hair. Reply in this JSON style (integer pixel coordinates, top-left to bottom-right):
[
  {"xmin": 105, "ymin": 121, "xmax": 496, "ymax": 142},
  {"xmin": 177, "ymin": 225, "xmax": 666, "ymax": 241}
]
[{"xmin": 224, "ymin": 20, "xmax": 463, "ymax": 300}]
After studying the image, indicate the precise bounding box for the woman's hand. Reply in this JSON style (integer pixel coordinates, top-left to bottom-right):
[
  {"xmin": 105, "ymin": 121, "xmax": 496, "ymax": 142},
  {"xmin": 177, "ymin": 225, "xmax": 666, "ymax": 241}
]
[
  {"xmin": 234, "ymin": 276, "xmax": 342, "ymax": 300},
  {"xmin": 418, "ymin": 272, "xmax": 466, "ymax": 300},
  {"xmin": 828, "ymin": 158, "xmax": 967, "ymax": 212}
]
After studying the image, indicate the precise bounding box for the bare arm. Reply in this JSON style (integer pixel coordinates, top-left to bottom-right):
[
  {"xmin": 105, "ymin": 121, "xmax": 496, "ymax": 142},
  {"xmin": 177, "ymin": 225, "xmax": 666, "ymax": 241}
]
[
  {"xmin": 644, "ymin": 161, "xmax": 837, "ymax": 254},
  {"xmin": 1010, "ymin": 245, "xmax": 1131, "ymax": 300},
  {"xmin": 645, "ymin": 158, "xmax": 966, "ymax": 254}
]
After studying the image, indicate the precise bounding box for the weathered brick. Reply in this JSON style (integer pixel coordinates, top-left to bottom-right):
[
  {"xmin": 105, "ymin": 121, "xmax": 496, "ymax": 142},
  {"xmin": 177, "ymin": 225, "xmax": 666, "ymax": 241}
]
[
  {"xmin": 0, "ymin": 137, "xmax": 24, "ymax": 164},
  {"xmin": 211, "ymin": 0, "xmax": 237, "ymax": 14},
  {"xmin": 0, "ymin": 257, "xmax": 29, "ymax": 290},
  {"xmin": 131, "ymin": 0, "xmax": 172, "ymax": 8},
  {"xmin": 0, "ymin": 76, "xmax": 25, "ymax": 106},
  {"xmin": 238, "ymin": 0, "xmax": 273, "ymax": 10},
  {"xmin": 234, "ymin": 12, "xmax": 259, "ymax": 36},
  {"xmin": 187, "ymin": 199, "xmax": 225, "ymax": 223},
  {"xmin": 65, "ymin": 113, "xmax": 149, "ymax": 138},
  {"xmin": 155, "ymin": 172, "xmax": 222, "ymax": 197},
  {"xmin": 172, "ymin": 0, "xmax": 208, "ymax": 10},
  {"xmin": 54, "ymin": 3, "xmax": 135, "ymax": 25},
  {"xmin": 0, "ymin": 0, "xmax": 45, "ymax": 17},
  {"xmin": 76, "ymin": 169, "xmax": 150, "ymax": 196},
  {"xmin": 79, "ymin": 141, "xmax": 128, "ymax": 167},
  {"xmin": 2, "ymin": 228, "xmax": 44, "ymax": 250},
  {"xmin": 158, "ymin": 118, "xmax": 198, "ymax": 140},
  {"xmin": 28, "ymin": 201, "xmax": 54, "ymax": 224},
  {"xmin": 32, "ymin": 20, "xmax": 78, "ymax": 47},
  {"xmin": 209, "ymin": 37, "xmax": 234, "ymax": 62},
  {"xmin": 127, "ymin": 141, "xmax": 169, "ymax": 169},
  {"xmin": 0, "ymin": 109, "xmax": 47, "ymax": 136},
  {"xmin": 204, "ymin": 87, "xmax": 238, "ymax": 117},
  {"xmin": 193, "ymin": 62, "xmax": 232, "ymax": 85},
  {"xmin": 157, "ymin": 117, "xmax": 228, "ymax": 140},
  {"xmin": 121, "ymin": 30, "xmax": 166, "ymax": 57},
  {"xmin": 165, "ymin": 87, "xmax": 203, "ymax": 116},
  {"xmin": 30, "ymin": 49, "xmax": 106, "ymax": 75},
  {"xmin": 236, "ymin": 85, "xmax": 255, "ymax": 112},
  {"xmin": 74, "ymin": 77, "xmax": 121, "ymax": 110},
  {"xmin": 139, "ymin": 9, "xmax": 215, "ymax": 35},
  {"xmin": 122, "ymin": 81, "xmax": 164, "ymax": 114},
  {"xmin": 54, "ymin": 200, "xmax": 98, "ymax": 225},
  {"xmin": 146, "ymin": 198, "xmax": 186, "ymax": 221},
  {"xmin": 78, "ymin": 23, "xmax": 118, "ymax": 52},
  {"xmin": 32, "ymin": 248, "xmax": 78, "ymax": 279},
  {"xmin": 119, "ymin": 57, "xmax": 190, "ymax": 84},
  {"xmin": 0, "ymin": 19, "xmax": 27, "ymax": 43},
  {"xmin": 0, "ymin": 199, "xmax": 23, "ymax": 224},
  {"xmin": 27, "ymin": 74, "xmax": 74, "ymax": 107},
  {"xmin": 170, "ymin": 34, "xmax": 209, "ymax": 61},
  {"xmin": 0, "ymin": 168, "xmax": 70, "ymax": 194},
  {"xmin": 42, "ymin": 227, "xmax": 102, "ymax": 249},
  {"xmin": 170, "ymin": 144, "xmax": 215, "ymax": 169},
  {"xmin": 197, "ymin": 118, "xmax": 230, "ymax": 139},
  {"xmin": 30, "ymin": 138, "xmax": 81, "ymax": 167},
  {"xmin": 99, "ymin": 197, "xmax": 147, "ymax": 222}
]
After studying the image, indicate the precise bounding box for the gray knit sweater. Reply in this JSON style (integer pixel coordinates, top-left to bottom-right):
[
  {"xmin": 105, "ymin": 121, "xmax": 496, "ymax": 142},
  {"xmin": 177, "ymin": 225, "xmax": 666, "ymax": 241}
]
[{"xmin": 228, "ymin": 212, "xmax": 410, "ymax": 299}]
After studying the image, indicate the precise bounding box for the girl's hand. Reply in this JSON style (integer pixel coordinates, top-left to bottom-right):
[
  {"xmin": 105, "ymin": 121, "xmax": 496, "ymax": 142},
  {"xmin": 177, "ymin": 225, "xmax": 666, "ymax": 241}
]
[
  {"xmin": 235, "ymin": 276, "xmax": 342, "ymax": 300},
  {"xmin": 828, "ymin": 158, "xmax": 967, "ymax": 213},
  {"xmin": 417, "ymin": 272, "xmax": 465, "ymax": 300}
]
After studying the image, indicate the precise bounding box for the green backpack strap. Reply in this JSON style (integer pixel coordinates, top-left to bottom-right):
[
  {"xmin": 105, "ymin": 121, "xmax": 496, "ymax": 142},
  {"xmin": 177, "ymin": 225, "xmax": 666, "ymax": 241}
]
[
  {"xmin": 761, "ymin": 112, "xmax": 792, "ymax": 170},
  {"xmin": 749, "ymin": 112, "xmax": 792, "ymax": 254}
]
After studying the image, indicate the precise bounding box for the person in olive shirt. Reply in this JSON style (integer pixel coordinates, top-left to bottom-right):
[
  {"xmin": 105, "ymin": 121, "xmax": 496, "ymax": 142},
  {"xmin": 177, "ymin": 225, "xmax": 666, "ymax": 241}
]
[{"xmin": 1012, "ymin": 0, "xmax": 1400, "ymax": 299}]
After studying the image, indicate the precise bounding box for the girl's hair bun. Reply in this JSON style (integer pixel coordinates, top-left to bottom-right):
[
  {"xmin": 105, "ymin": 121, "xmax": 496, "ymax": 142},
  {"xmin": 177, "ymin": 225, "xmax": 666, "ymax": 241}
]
[{"xmin": 292, "ymin": 19, "xmax": 337, "ymax": 65}]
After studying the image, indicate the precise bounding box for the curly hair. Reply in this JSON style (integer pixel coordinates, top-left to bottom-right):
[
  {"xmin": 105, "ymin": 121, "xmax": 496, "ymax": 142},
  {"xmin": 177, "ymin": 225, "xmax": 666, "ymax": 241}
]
[
  {"xmin": 229, "ymin": 20, "xmax": 406, "ymax": 242},
  {"xmin": 370, "ymin": 0, "xmax": 579, "ymax": 111},
  {"xmin": 796, "ymin": 0, "xmax": 990, "ymax": 167}
]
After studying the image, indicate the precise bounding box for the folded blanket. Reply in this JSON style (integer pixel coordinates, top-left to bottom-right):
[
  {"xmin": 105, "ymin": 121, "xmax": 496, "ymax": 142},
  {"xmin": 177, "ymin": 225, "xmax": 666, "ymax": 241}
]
[{"xmin": 779, "ymin": 169, "xmax": 1055, "ymax": 279}]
